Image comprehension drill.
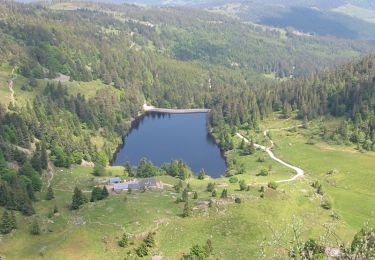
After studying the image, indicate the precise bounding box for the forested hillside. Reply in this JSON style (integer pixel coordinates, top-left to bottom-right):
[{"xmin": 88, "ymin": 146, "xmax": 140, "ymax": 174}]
[
  {"xmin": 0, "ymin": 1, "xmax": 375, "ymax": 259},
  {"xmin": 0, "ymin": 0, "xmax": 374, "ymax": 225}
]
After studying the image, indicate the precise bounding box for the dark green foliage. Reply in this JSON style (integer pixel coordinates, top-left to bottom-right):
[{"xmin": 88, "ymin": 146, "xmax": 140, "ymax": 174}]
[
  {"xmin": 239, "ymin": 180, "xmax": 248, "ymax": 191},
  {"xmin": 221, "ymin": 189, "xmax": 228, "ymax": 198},
  {"xmin": 301, "ymin": 239, "xmax": 324, "ymax": 259},
  {"xmin": 189, "ymin": 244, "xmax": 208, "ymax": 259},
  {"xmin": 30, "ymin": 220, "xmax": 40, "ymax": 235},
  {"xmin": 182, "ymin": 188, "xmax": 189, "ymax": 202},
  {"xmin": 19, "ymin": 161, "xmax": 42, "ymax": 192},
  {"xmin": 124, "ymin": 162, "xmax": 134, "ymax": 177},
  {"xmin": 241, "ymin": 139, "xmax": 256, "ymax": 155},
  {"xmin": 93, "ymin": 163, "xmax": 106, "ymax": 177},
  {"xmin": 258, "ymin": 168, "xmax": 269, "ymax": 177},
  {"xmin": 90, "ymin": 186, "xmax": 109, "ymax": 202},
  {"xmin": 71, "ymin": 187, "xmax": 85, "ymax": 210},
  {"xmin": 46, "ymin": 186, "xmax": 54, "ymax": 200},
  {"xmin": 136, "ymin": 242, "xmax": 149, "ymax": 257},
  {"xmin": 0, "ymin": 211, "xmax": 13, "ymax": 234},
  {"xmin": 321, "ymin": 198, "xmax": 332, "ymax": 210},
  {"xmin": 144, "ymin": 232, "xmax": 155, "ymax": 248},
  {"xmin": 268, "ymin": 181, "xmax": 278, "ymax": 190},
  {"xmin": 162, "ymin": 160, "xmax": 192, "ymax": 180},
  {"xmin": 137, "ymin": 159, "xmax": 160, "ymax": 178},
  {"xmin": 53, "ymin": 205, "xmax": 58, "ymax": 213},
  {"xmin": 193, "ymin": 191, "xmax": 198, "ymax": 199},
  {"xmin": 211, "ymin": 190, "xmax": 217, "ymax": 197},
  {"xmin": 118, "ymin": 233, "xmax": 129, "ymax": 247},
  {"xmin": 182, "ymin": 201, "xmax": 192, "ymax": 218},
  {"xmin": 10, "ymin": 211, "xmax": 17, "ymax": 230},
  {"xmin": 198, "ymin": 169, "xmax": 206, "ymax": 180},
  {"xmin": 51, "ymin": 145, "xmax": 71, "ymax": 168},
  {"xmin": 229, "ymin": 176, "xmax": 238, "ymax": 183},
  {"xmin": 235, "ymin": 197, "xmax": 241, "ymax": 204},
  {"xmin": 206, "ymin": 183, "xmax": 215, "ymax": 192},
  {"xmin": 351, "ymin": 227, "xmax": 375, "ymax": 259}
]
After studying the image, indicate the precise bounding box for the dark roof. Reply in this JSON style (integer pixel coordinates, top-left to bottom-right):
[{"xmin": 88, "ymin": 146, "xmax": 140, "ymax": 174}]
[{"xmin": 109, "ymin": 177, "xmax": 122, "ymax": 184}]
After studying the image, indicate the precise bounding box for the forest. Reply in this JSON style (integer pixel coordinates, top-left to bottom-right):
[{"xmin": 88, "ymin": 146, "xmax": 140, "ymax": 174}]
[
  {"xmin": 0, "ymin": 0, "xmax": 374, "ymax": 216},
  {"xmin": 0, "ymin": 1, "xmax": 374, "ymax": 258}
]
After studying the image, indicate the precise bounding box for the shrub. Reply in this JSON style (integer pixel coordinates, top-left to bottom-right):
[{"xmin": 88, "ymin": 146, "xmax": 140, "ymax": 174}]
[
  {"xmin": 321, "ymin": 199, "xmax": 332, "ymax": 210},
  {"xmin": 30, "ymin": 220, "xmax": 40, "ymax": 235},
  {"xmin": 206, "ymin": 183, "xmax": 215, "ymax": 192},
  {"xmin": 239, "ymin": 180, "xmax": 247, "ymax": 191},
  {"xmin": 118, "ymin": 233, "xmax": 129, "ymax": 247},
  {"xmin": 268, "ymin": 181, "xmax": 278, "ymax": 190},
  {"xmin": 229, "ymin": 176, "xmax": 238, "ymax": 183},
  {"xmin": 235, "ymin": 197, "xmax": 241, "ymax": 204}
]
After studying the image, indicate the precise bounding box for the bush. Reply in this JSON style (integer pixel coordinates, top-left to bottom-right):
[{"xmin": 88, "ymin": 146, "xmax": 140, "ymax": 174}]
[
  {"xmin": 268, "ymin": 181, "xmax": 278, "ymax": 190},
  {"xmin": 321, "ymin": 199, "xmax": 332, "ymax": 210},
  {"xmin": 206, "ymin": 183, "xmax": 215, "ymax": 192},
  {"xmin": 118, "ymin": 233, "xmax": 129, "ymax": 247},
  {"xmin": 30, "ymin": 220, "xmax": 40, "ymax": 235},
  {"xmin": 229, "ymin": 176, "xmax": 238, "ymax": 183},
  {"xmin": 136, "ymin": 243, "xmax": 149, "ymax": 257},
  {"xmin": 239, "ymin": 180, "xmax": 247, "ymax": 191},
  {"xmin": 235, "ymin": 197, "xmax": 241, "ymax": 204}
]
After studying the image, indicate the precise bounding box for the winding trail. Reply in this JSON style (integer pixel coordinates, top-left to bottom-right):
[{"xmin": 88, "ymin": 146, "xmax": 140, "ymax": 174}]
[
  {"xmin": 236, "ymin": 130, "xmax": 304, "ymax": 184},
  {"xmin": 8, "ymin": 67, "xmax": 16, "ymax": 107}
]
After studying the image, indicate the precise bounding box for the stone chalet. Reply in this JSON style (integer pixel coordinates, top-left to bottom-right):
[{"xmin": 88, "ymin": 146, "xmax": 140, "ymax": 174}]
[{"xmin": 107, "ymin": 177, "xmax": 163, "ymax": 192}]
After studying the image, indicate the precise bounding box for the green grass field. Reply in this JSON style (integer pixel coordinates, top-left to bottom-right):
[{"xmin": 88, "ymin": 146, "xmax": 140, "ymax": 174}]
[{"xmin": 1, "ymin": 105, "xmax": 374, "ymax": 258}]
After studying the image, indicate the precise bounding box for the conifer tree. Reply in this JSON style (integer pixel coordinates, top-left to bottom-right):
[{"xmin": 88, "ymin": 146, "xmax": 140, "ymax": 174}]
[
  {"xmin": 118, "ymin": 232, "xmax": 129, "ymax": 247},
  {"xmin": 0, "ymin": 211, "xmax": 12, "ymax": 234},
  {"xmin": 30, "ymin": 220, "xmax": 40, "ymax": 235},
  {"xmin": 71, "ymin": 187, "xmax": 84, "ymax": 210},
  {"xmin": 221, "ymin": 189, "xmax": 228, "ymax": 199},
  {"xmin": 10, "ymin": 211, "xmax": 17, "ymax": 229},
  {"xmin": 46, "ymin": 186, "xmax": 54, "ymax": 200},
  {"xmin": 144, "ymin": 232, "xmax": 155, "ymax": 248}
]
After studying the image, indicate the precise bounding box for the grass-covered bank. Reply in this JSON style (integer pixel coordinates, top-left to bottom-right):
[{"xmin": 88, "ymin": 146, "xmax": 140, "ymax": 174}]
[{"xmin": 2, "ymin": 113, "xmax": 375, "ymax": 259}]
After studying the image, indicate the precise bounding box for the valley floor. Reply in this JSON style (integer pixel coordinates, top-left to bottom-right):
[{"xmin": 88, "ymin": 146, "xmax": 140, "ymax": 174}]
[{"xmin": 1, "ymin": 116, "xmax": 375, "ymax": 259}]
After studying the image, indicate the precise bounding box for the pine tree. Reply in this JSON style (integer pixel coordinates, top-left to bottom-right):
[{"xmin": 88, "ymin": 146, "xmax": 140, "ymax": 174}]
[
  {"xmin": 221, "ymin": 189, "xmax": 228, "ymax": 198},
  {"xmin": 144, "ymin": 232, "xmax": 155, "ymax": 248},
  {"xmin": 10, "ymin": 211, "xmax": 17, "ymax": 229},
  {"xmin": 102, "ymin": 186, "xmax": 109, "ymax": 198},
  {"xmin": 118, "ymin": 232, "xmax": 129, "ymax": 247},
  {"xmin": 40, "ymin": 142, "xmax": 48, "ymax": 170},
  {"xmin": 0, "ymin": 151, "xmax": 8, "ymax": 175},
  {"xmin": 0, "ymin": 211, "xmax": 12, "ymax": 234},
  {"xmin": 182, "ymin": 188, "xmax": 189, "ymax": 202},
  {"xmin": 182, "ymin": 202, "xmax": 191, "ymax": 218},
  {"xmin": 31, "ymin": 143, "xmax": 42, "ymax": 173},
  {"xmin": 198, "ymin": 169, "xmax": 206, "ymax": 180},
  {"xmin": 136, "ymin": 242, "xmax": 149, "ymax": 257},
  {"xmin": 71, "ymin": 187, "xmax": 84, "ymax": 210},
  {"xmin": 193, "ymin": 191, "xmax": 198, "ymax": 199},
  {"xmin": 46, "ymin": 186, "xmax": 54, "ymax": 200},
  {"xmin": 30, "ymin": 220, "xmax": 40, "ymax": 235}
]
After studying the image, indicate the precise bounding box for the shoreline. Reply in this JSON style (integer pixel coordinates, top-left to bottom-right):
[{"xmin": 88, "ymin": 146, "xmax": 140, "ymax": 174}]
[
  {"xmin": 111, "ymin": 104, "xmax": 228, "ymax": 178},
  {"xmin": 143, "ymin": 104, "xmax": 210, "ymax": 114}
]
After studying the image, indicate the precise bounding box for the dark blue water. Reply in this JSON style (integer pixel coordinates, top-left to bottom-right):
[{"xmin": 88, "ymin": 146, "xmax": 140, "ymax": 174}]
[{"xmin": 112, "ymin": 112, "xmax": 226, "ymax": 178}]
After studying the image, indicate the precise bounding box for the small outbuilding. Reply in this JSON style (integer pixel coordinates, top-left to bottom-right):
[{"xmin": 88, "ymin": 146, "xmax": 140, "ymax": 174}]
[{"xmin": 108, "ymin": 177, "xmax": 122, "ymax": 184}]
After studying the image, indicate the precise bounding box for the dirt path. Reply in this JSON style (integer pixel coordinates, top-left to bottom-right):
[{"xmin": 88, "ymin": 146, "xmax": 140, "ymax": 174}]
[
  {"xmin": 236, "ymin": 130, "xmax": 305, "ymax": 184},
  {"xmin": 8, "ymin": 67, "xmax": 16, "ymax": 107},
  {"xmin": 47, "ymin": 161, "xmax": 55, "ymax": 188}
]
